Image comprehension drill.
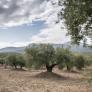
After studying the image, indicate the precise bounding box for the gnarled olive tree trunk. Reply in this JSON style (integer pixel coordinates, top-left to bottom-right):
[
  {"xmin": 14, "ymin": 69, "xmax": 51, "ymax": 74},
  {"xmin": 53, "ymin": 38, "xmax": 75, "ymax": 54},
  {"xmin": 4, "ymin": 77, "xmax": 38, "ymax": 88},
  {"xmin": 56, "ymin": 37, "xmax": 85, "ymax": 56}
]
[{"xmin": 46, "ymin": 64, "xmax": 57, "ymax": 72}]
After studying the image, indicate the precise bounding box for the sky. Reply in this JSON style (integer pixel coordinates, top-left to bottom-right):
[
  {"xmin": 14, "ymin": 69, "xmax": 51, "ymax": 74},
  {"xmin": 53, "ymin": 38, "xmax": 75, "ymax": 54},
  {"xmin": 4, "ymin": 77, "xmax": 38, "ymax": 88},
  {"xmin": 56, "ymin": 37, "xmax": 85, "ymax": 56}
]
[{"xmin": 0, "ymin": 0, "xmax": 70, "ymax": 48}]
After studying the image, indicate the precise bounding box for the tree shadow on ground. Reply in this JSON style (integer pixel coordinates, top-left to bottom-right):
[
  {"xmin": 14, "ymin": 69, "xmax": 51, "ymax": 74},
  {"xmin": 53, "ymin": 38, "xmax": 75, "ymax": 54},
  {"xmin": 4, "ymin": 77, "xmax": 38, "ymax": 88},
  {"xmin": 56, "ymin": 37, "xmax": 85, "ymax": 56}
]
[{"xmin": 33, "ymin": 71, "xmax": 74, "ymax": 81}]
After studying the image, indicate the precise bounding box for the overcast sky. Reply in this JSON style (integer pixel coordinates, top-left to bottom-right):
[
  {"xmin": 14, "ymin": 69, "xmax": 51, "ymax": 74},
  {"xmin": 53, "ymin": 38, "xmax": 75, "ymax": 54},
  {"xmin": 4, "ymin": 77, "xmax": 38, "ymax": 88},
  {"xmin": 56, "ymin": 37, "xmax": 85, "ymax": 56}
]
[{"xmin": 0, "ymin": 0, "xmax": 70, "ymax": 48}]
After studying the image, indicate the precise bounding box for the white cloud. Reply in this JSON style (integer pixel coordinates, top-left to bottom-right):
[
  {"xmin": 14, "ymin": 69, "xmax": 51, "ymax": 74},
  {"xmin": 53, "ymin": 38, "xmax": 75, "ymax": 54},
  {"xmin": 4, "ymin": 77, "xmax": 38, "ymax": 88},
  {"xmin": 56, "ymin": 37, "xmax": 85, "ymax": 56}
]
[
  {"xmin": 0, "ymin": 0, "xmax": 70, "ymax": 48},
  {"xmin": 26, "ymin": 0, "xmax": 69, "ymax": 44},
  {"xmin": 30, "ymin": 22, "xmax": 70, "ymax": 44},
  {"xmin": 0, "ymin": 0, "xmax": 61, "ymax": 27}
]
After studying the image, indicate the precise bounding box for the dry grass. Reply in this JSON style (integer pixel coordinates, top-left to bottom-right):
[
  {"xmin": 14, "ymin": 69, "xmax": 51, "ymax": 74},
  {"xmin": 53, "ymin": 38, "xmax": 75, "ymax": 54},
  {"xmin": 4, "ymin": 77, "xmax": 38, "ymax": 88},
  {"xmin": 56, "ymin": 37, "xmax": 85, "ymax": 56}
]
[{"xmin": 0, "ymin": 67, "xmax": 92, "ymax": 92}]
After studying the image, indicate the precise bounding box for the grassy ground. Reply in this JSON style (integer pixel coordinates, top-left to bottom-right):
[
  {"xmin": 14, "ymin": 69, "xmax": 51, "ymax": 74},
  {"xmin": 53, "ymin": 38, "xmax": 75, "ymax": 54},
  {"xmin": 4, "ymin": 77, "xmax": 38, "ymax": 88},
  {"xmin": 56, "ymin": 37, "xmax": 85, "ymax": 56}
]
[{"xmin": 0, "ymin": 67, "xmax": 92, "ymax": 92}]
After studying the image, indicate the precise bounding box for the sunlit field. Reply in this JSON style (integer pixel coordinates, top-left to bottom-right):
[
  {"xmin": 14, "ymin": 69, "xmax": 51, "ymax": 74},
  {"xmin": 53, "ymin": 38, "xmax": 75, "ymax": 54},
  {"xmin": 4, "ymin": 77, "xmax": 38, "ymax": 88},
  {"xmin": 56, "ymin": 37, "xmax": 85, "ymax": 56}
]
[{"xmin": 0, "ymin": 66, "xmax": 92, "ymax": 92}]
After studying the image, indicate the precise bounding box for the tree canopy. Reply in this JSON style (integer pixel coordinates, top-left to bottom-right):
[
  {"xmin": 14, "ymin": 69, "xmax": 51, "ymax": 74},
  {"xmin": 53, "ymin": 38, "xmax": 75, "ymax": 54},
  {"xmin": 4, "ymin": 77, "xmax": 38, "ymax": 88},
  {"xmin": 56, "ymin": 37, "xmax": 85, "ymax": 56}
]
[
  {"xmin": 25, "ymin": 44, "xmax": 75, "ymax": 72},
  {"xmin": 25, "ymin": 44, "xmax": 56, "ymax": 72},
  {"xmin": 59, "ymin": 0, "xmax": 92, "ymax": 44}
]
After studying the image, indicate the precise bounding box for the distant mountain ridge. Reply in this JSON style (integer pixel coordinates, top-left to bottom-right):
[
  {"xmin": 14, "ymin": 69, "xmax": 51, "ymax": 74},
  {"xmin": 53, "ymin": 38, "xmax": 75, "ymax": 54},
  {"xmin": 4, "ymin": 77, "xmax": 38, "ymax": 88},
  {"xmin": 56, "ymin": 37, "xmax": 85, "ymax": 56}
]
[
  {"xmin": 0, "ymin": 47, "xmax": 25, "ymax": 53},
  {"xmin": 0, "ymin": 42, "xmax": 91, "ymax": 53}
]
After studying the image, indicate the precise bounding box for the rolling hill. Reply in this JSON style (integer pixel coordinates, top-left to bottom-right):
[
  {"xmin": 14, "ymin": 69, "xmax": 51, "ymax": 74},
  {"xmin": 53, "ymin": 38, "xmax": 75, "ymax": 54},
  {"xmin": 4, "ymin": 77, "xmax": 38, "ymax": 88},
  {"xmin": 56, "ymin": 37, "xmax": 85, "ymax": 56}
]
[{"xmin": 0, "ymin": 47, "xmax": 25, "ymax": 53}]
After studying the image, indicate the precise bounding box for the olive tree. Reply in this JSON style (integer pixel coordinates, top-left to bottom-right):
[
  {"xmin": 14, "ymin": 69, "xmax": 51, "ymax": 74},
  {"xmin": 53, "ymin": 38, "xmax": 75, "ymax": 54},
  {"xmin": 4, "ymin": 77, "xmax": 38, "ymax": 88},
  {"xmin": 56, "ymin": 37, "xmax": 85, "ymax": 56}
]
[
  {"xmin": 0, "ymin": 58, "xmax": 5, "ymax": 65},
  {"xmin": 16, "ymin": 55, "xmax": 26, "ymax": 69},
  {"xmin": 74, "ymin": 55, "xmax": 85, "ymax": 70},
  {"xmin": 7, "ymin": 54, "xmax": 17, "ymax": 69},
  {"xmin": 58, "ymin": 0, "xmax": 92, "ymax": 44},
  {"xmin": 25, "ymin": 44, "xmax": 57, "ymax": 72},
  {"xmin": 25, "ymin": 44, "xmax": 75, "ymax": 72},
  {"xmin": 7, "ymin": 53, "xmax": 25, "ymax": 69},
  {"xmin": 56, "ymin": 48, "xmax": 74, "ymax": 71}
]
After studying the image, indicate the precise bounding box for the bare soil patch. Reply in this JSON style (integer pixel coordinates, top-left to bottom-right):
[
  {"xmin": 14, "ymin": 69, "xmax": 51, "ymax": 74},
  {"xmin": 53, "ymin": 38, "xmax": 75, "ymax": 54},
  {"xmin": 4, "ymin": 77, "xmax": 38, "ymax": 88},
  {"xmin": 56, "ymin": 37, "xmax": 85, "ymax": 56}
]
[{"xmin": 0, "ymin": 68, "xmax": 92, "ymax": 92}]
